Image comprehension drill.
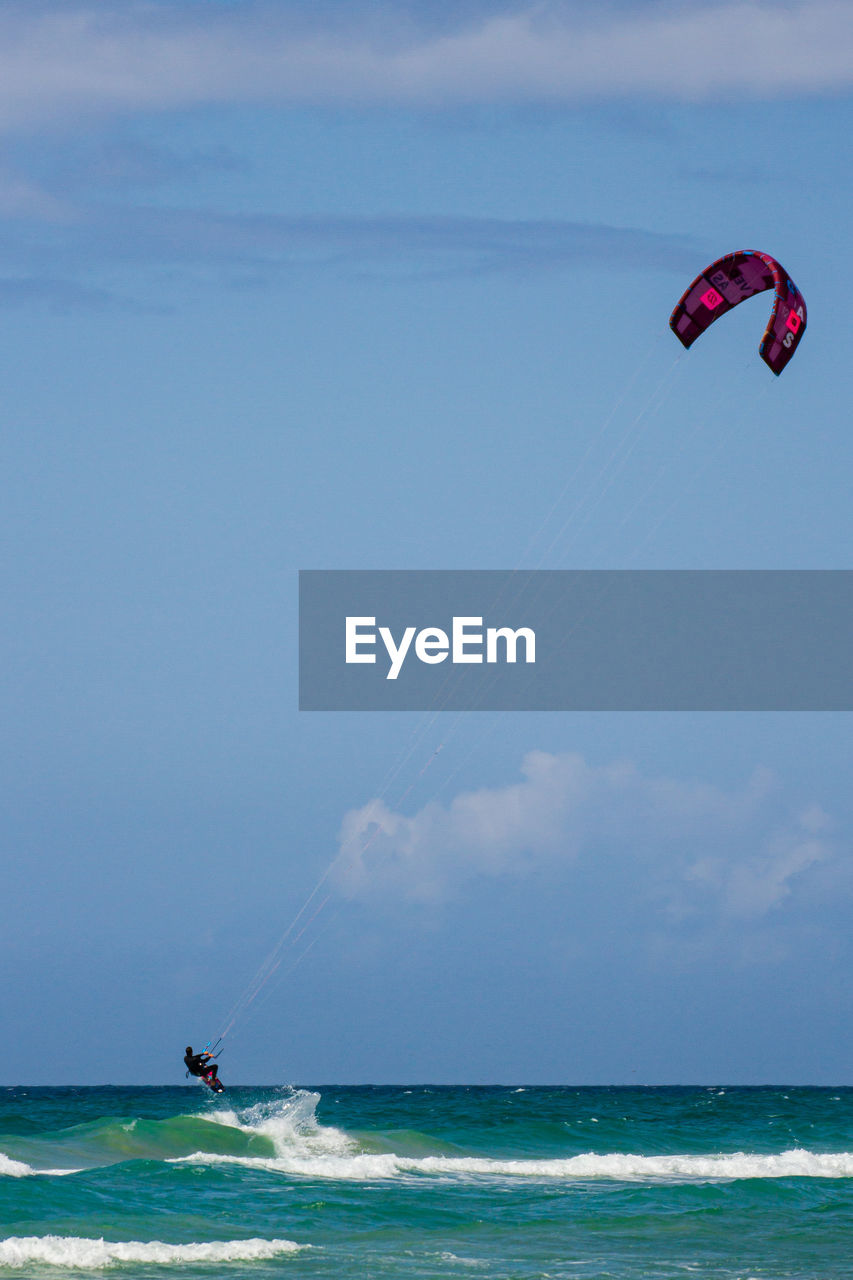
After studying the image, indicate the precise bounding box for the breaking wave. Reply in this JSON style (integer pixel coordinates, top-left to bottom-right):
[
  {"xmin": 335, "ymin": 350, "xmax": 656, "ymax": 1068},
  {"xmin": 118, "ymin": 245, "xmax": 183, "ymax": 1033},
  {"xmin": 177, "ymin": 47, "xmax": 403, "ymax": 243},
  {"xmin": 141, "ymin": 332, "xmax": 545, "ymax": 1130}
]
[
  {"xmin": 179, "ymin": 1145, "xmax": 853, "ymax": 1183},
  {"xmin": 0, "ymin": 1236, "xmax": 301, "ymax": 1269},
  {"xmin": 175, "ymin": 1091, "xmax": 853, "ymax": 1184},
  {"xmin": 0, "ymin": 1098, "xmax": 292, "ymax": 1175},
  {"xmin": 5, "ymin": 1089, "xmax": 853, "ymax": 1186},
  {"xmin": 0, "ymin": 1153, "xmax": 80, "ymax": 1179}
]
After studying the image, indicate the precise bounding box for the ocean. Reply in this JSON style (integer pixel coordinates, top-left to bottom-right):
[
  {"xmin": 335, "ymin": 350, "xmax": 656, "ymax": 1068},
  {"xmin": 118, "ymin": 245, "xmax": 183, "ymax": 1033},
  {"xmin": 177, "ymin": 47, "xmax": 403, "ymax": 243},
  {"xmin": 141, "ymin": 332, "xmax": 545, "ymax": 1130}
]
[{"xmin": 1, "ymin": 1085, "xmax": 851, "ymax": 1278}]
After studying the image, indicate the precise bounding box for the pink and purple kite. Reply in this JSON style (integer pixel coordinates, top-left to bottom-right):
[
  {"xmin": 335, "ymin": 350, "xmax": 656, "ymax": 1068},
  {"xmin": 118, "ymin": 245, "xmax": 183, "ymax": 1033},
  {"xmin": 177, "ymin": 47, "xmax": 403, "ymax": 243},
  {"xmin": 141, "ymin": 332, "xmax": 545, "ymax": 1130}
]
[{"xmin": 670, "ymin": 250, "xmax": 806, "ymax": 375}]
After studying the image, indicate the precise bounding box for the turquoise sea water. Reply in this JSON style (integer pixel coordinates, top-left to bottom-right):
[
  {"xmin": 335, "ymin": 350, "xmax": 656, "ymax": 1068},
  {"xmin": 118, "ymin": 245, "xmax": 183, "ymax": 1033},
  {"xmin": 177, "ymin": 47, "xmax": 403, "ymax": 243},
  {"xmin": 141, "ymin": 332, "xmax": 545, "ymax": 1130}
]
[{"xmin": 1, "ymin": 1085, "xmax": 852, "ymax": 1277}]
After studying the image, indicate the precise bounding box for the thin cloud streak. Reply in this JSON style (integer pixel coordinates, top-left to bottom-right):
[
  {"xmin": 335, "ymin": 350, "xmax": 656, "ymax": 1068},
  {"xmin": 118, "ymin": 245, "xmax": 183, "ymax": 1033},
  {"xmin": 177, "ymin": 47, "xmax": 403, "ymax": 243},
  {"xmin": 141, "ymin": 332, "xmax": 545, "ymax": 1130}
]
[
  {"xmin": 0, "ymin": 276, "xmax": 127, "ymax": 311},
  {"xmin": 0, "ymin": 2, "xmax": 850, "ymax": 130},
  {"xmin": 0, "ymin": 207, "xmax": 697, "ymax": 306},
  {"xmin": 105, "ymin": 208, "xmax": 697, "ymax": 274}
]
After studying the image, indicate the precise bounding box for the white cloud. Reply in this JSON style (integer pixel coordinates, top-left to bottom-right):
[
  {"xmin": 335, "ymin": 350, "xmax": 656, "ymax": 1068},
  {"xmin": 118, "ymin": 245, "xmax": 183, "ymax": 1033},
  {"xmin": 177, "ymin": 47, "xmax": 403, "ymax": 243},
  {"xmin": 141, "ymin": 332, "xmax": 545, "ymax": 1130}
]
[
  {"xmin": 723, "ymin": 815, "xmax": 832, "ymax": 915},
  {"xmin": 0, "ymin": 2, "xmax": 850, "ymax": 130},
  {"xmin": 333, "ymin": 750, "xmax": 835, "ymax": 920}
]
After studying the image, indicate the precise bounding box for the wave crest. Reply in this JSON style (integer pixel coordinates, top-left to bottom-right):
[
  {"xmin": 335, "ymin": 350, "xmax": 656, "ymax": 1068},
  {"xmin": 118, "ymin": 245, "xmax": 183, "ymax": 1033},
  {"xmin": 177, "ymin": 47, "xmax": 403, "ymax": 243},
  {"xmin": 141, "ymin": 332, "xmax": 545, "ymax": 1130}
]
[
  {"xmin": 177, "ymin": 1146, "xmax": 853, "ymax": 1183},
  {"xmin": 0, "ymin": 1153, "xmax": 79, "ymax": 1179},
  {"xmin": 0, "ymin": 1236, "xmax": 301, "ymax": 1269}
]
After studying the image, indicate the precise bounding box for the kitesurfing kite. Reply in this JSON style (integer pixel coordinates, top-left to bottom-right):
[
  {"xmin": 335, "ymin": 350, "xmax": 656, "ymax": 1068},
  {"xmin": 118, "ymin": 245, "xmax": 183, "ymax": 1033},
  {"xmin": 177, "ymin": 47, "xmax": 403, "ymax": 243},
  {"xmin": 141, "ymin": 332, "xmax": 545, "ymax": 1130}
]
[{"xmin": 670, "ymin": 250, "xmax": 806, "ymax": 374}]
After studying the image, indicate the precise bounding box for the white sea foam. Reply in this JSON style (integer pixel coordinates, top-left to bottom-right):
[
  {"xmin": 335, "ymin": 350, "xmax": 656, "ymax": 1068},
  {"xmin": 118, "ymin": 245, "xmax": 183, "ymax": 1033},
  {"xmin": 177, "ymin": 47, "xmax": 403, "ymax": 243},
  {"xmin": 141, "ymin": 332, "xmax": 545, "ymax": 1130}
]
[
  {"xmin": 0, "ymin": 1155, "xmax": 34, "ymax": 1179},
  {"xmin": 0, "ymin": 1236, "xmax": 302, "ymax": 1269},
  {"xmin": 175, "ymin": 1145, "xmax": 853, "ymax": 1184},
  {"xmin": 0, "ymin": 1153, "xmax": 80, "ymax": 1179},
  {"xmin": 404, "ymin": 1149, "xmax": 853, "ymax": 1182}
]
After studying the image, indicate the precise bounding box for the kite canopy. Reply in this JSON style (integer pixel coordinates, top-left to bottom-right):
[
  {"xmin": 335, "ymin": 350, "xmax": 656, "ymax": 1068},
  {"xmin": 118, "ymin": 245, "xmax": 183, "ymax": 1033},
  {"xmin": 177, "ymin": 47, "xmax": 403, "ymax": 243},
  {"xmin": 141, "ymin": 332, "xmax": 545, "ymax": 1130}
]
[{"xmin": 670, "ymin": 250, "xmax": 806, "ymax": 375}]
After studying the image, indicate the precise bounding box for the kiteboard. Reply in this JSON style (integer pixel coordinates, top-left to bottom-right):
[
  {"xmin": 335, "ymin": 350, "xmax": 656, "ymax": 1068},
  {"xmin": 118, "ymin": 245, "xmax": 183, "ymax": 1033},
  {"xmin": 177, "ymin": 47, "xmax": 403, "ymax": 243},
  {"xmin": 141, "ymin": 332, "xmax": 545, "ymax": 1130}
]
[{"xmin": 203, "ymin": 1074, "xmax": 225, "ymax": 1094}]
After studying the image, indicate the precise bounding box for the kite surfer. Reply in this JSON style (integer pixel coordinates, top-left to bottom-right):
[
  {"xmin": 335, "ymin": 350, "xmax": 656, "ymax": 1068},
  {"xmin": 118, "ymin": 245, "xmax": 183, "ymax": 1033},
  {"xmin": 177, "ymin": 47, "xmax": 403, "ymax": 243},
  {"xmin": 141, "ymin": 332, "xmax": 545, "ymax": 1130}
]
[{"xmin": 183, "ymin": 1046, "xmax": 222, "ymax": 1090}]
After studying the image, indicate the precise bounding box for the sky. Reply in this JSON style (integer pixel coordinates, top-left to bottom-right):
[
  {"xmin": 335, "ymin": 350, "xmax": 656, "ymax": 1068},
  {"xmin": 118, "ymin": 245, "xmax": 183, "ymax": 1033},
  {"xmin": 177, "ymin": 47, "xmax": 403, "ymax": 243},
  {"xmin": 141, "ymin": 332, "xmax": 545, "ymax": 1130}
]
[{"xmin": 2, "ymin": 0, "xmax": 853, "ymax": 1085}]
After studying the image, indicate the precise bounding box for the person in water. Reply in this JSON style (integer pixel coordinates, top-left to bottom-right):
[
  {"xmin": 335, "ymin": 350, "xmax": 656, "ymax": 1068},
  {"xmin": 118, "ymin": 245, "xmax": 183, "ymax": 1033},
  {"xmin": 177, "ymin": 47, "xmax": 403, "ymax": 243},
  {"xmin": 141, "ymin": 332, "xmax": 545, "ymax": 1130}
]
[{"xmin": 184, "ymin": 1046, "xmax": 219, "ymax": 1084}]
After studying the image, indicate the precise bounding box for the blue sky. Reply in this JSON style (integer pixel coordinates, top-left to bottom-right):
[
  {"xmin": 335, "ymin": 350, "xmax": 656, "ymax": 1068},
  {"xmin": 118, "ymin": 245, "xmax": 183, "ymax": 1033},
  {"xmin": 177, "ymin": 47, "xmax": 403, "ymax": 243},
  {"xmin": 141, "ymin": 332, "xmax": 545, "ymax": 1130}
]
[{"xmin": 2, "ymin": 0, "xmax": 853, "ymax": 1084}]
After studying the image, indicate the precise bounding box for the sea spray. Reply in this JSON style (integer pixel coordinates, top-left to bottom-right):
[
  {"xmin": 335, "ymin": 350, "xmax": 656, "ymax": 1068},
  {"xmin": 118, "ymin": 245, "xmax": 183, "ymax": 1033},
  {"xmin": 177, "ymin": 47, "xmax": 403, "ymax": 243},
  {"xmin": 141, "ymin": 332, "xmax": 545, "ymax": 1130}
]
[{"xmin": 208, "ymin": 1088, "xmax": 355, "ymax": 1159}]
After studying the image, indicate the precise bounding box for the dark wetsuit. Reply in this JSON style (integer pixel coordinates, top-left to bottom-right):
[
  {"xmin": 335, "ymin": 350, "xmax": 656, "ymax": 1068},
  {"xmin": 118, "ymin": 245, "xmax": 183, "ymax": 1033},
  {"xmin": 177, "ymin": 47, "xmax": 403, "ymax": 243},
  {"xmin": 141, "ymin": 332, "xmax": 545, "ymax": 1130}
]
[{"xmin": 184, "ymin": 1051, "xmax": 217, "ymax": 1081}]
